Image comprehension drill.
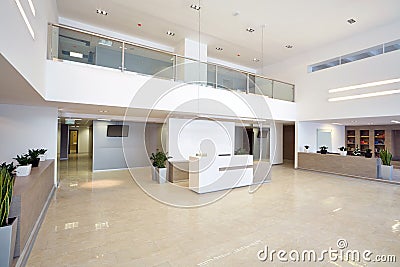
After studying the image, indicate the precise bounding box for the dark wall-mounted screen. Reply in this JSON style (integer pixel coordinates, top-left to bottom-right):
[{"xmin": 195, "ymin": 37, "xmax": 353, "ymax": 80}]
[{"xmin": 107, "ymin": 125, "xmax": 129, "ymax": 137}]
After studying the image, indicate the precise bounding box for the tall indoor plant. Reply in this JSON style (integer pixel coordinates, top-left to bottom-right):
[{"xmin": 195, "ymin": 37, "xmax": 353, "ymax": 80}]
[
  {"xmin": 150, "ymin": 149, "xmax": 171, "ymax": 184},
  {"xmin": 0, "ymin": 167, "xmax": 18, "ymax": 267},
  {"xmin": 379, "ymin": 149, "xmax": 393, "ymax": 180}
]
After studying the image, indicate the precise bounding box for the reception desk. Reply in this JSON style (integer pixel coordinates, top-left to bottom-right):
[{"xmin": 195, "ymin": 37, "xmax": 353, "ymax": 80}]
[
  {"xmin": 189, "ymin": 155, "xmax": 253, "ymax": 193},
  {"xmin": 298, "ymin": 152, "xmax": 379, "ymax": 179}
]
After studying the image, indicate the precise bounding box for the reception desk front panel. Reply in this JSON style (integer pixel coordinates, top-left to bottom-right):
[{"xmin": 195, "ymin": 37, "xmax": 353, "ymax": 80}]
[{"xmin": 189, "ymin": 155, "xmax": 253, "ymax": 193}]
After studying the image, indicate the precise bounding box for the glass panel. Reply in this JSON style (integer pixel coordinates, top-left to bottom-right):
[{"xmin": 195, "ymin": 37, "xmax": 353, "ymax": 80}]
[
  {"xmin": 124, "ymin": 44, "xmax": 174, "ymax": 79},
  {"xmin": 216, "ymin": 66, "xmax": 247, "ymax": 93},
  {"xmin": 254, "ymin": 76, "xmax": 273, "ymax": 97},
  {"xmin": 384, "ymin": 39, "xmax": 400, "ymax": 53},
  {"xmin": 273, "ymin": 81, "xmax": 294, "ymax": 101},
  {"xmin": 175, "ymin": 56, "xmax": 208, "ymax": 85},
  {"xmin": 58, "ymin": 27, "xmax": 122, "ymax": 70},
  {"xmin": 207, "ymin": 64, "xmax": 216, "ymax": 88},
  {"xmin": 234, "ymin": 125, "xmax": 251, "ymax": 155},
  {"xmin": 341, "ymin": 45, "xmax": 383, "ymax": 64}
]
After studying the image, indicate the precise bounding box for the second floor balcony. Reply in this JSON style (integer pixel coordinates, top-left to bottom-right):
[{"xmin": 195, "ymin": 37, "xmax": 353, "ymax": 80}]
[{"xmin": 47, "ymin": 24, "xmax": 295, "ymax": 102}]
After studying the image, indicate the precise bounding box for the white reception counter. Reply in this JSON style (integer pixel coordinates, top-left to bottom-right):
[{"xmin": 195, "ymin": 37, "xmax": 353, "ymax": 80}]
[{"xmin": 189, "ymin": 154, "xmax": 253, "ymax": 193}]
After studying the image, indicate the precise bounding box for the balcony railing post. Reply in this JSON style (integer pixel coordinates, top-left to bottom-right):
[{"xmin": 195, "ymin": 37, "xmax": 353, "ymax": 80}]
[
  {"xmin": 121, "ymin": 42, "xmax": 125, "ymax": 72},
  {"xmin": 215, "ymin": 65, "xmax": 218, "ymax": 89},
  {"xmin": 246, "ymin": 74, "xmax": 249, "ymax": 94},
  {"xmin": 272, "ymin": 80, "xmax": 275, "ymax": 99},
  {"xmin": 173, "ymin": 55, "xmax": 177, "ymax": 81}
]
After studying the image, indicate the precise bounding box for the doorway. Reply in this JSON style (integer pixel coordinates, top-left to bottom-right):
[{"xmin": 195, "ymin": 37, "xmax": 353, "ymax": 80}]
[{"xmin": 69, "ymin": 130, "xmax": 79, "ymax": 154}]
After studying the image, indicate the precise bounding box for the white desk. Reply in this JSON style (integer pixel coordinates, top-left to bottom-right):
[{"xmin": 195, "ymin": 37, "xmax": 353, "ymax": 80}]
[{"xmin": 189, "ymin": 154, "xmax": 253, "ymax": 193}]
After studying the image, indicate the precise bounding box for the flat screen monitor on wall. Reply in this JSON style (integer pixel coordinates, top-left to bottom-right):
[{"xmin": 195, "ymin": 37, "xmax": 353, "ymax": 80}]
[{"xmin": 107, "ymin": 125, "xmax": 129, "ymax": 137}]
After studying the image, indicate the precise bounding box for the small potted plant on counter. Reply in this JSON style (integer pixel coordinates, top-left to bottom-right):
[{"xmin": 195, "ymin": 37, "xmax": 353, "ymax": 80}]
[
  {"xmin": 352, "ymin": 145, "xmax": 361, "ymax": 156},
  {"xmin": 14, "ymin": 154, "xmax": 32, "ymax": 177},
  {"xmin": 38, "ymin": 149, "xmax": 48, "ymax": 162},
  {"xmin": 304, "ymin": 145, "xmax": 310, "ymax": 153},
  {"xmin": 150, "ymin": 149, "xmax": 172, "ymax": 184},
  {"xmin": 338, "ymin": 146, "xmax": 347, "ymax": 156},
  {"xmin": 365, "ymin": 148, "xmax": 373, "ymax": 158},
  {"xmin": 28, "ymin": 149, "xmax": 40, "ymax": 167},
  {"xmin": 379, "ymin": 149, "xmax": 393, "ymax": 180},
  {"xmin": 0, "ymin": 167, "xmax": 18, "ymax": 267},
  {"xmin": 320, "ymin": 146, "xmax": 328, "ymax": 154}
]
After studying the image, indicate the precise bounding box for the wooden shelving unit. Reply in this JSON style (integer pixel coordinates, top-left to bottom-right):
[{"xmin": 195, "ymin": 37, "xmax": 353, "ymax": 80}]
[
  {"xmin": 374, "ymin": 130, "xmax": 385, "ymax": 157},
  {"xmin": 360, "ymin": 130, "xmax": 370, "ymax": 152},
  {"xmin": 347, "ymin": 130, "xmax": 356, "ymax": 152}
]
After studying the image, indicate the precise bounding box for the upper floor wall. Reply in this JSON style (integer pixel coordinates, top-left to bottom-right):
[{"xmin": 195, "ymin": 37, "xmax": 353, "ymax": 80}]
[
  {"xmin": 263, "ymin": 20, "xmax": 400, "ymax": 121},
  {"xmin": 0, "ymin": 0, "xmax": 58, "ymax": 98}
]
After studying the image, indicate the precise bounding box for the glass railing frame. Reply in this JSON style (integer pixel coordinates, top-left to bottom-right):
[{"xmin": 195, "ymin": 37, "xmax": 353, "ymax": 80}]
[{"xmin": 48, "ymin": 23, "xmax": 295, "ymax": 102}]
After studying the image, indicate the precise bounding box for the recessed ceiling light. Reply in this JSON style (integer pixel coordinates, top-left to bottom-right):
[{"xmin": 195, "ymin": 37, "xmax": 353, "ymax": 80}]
[
  {"xmin": 98, "ymin": 119, "xmax": 112, "ymax": 121},
  {"xmin": 166, "ymin": 30, "xmax": 175, "ymax": 36},
  {"xmin": 215, "ymin": 47, "xmax": 223, "ymax": 51},
  {"xmin": 329, "ymin": 78, "xmax": 400, "ymax": 93},
  {"xmin": 285, "ymin": 45, "xmax": 293, "ymax": 49},
  {"xmin": 253, "ymin": 58, "xmax": 260, "ymax": 62},
  {"xmin": 27, "ymin": 0, "xmax": 36, "ymax": 16},
  {"xmin": 246, "ymin": 27, "xmax": 255, "ymax": 33},
  {"xmin": 347, "ymin": 18, "xmax": 356, "ymax": 24},
  {"xmin": 332, "ymin": 123, "xmax": 343, "ymax": 125},
  {"xmin": 190, "ymin": 4, "xmax": 201, "ymax": 11},
  {"xmin": 233, "ymin": 11, "xmax": 240, "ymax": 16},
  {"xmin": 391, "ymin": 120, "xmax": 400, "ymax": 124},
  {"xmin": 99, "ymin": 110, "xmax": 108, "ymax": 113},
  {"xmin": 69, "ymin": 52, "xmax": 83, "ymax": 58},
  {"xmin": 96, "ymin": 9, "xmax": 108, "ymax": 16},
  {"xmin": 328, "ymin": 89, "xmax": 400, "ymax": 102}
]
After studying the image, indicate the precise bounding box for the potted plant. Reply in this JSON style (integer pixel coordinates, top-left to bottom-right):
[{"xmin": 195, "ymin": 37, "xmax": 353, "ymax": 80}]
[
  {"xmin": 319, "ymin": 146, "xmax": 328, "ymax": 154},
  {"xmin": 149, "ymin": 149, "xmax": 171, "ymax": 184},
  {"xmin": 38, "ymin": 149, "xmax": 48, "ymax": 162},
  {"xmin": 0, "ymin": 167, "xmax": 18, "ymax": 267},
  {"xmin": 352, "ymin": 145, "xmax": 361, "ymax": 156},
  {"xmin": 365, "ymin": 148, "xmax": 373, "ymax": 158},
  {"xmin": 338, "ymin": 146, "xmax": 347, "ymax": 156},
  {"xmin": 379, "ymin": 149, "xmax": 393, "ymax": 180},
  {"xmin": 28, "ymin": 149, "xmax": 40, "ymax": 167},
  {"xmin": 304, "ymin": 145, "xmax": 310, "ymax": 153},
  {"xmin": 14, "ymin": 154, "xmax": 32, "ymax": 177}
]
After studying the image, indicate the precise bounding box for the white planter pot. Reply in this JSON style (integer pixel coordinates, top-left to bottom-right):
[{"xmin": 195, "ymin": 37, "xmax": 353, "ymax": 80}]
[
  {"xmin": 39, "ymin": 154, "xmax": 47, "ymax": 162},
  {"xmin": 304, "ymin": 148, "xmax": 309, "ymax": 153},
  {"xmin": 16, "ymin": 164, "xmax": 32, "ymax": 177},
  {"xmin": 156, "ymin": 168, "xmax": 167, "ymax": 184},
  {"xmin": 380, "ymin": 165, "xmax": 393, "ymax": 180},
  {"xmin": 340, "ymin": 151, "xmax": 347, "ymax": 156},
  {"xmin": 0, "ymin": 217, "xmax": 18, "ymax": 267}
]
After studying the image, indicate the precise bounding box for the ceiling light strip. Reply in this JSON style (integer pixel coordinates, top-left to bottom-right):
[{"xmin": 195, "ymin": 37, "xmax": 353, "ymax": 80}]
[
  {"xmin": 329, "ymin": 78, "xmax": 400, "ymax": 93},
  {"xmin": 27, "ymin": 0, "xmax": 35, "ymax": 16},
  {"xmin": 391, "ymin": 120, "xmax": 400, "ymax": 124},
  {"xmin": 328, "ymin": 89, "xmax": 400, "ymax": 102},
  {"xmin": 14, "ymin": 0, "xmax": 35, "ymax": 39}
]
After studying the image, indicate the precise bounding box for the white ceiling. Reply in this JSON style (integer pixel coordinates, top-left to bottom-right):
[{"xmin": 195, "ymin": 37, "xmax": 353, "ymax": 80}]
[{"xmin": 56, "ymin": 0, "xmax": 400, "ymax": 69}]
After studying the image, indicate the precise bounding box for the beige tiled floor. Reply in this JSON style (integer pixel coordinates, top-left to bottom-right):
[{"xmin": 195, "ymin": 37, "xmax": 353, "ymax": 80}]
[{"xmin": 27, "ymin": 154, "xmax": 400, "ymax": 266}]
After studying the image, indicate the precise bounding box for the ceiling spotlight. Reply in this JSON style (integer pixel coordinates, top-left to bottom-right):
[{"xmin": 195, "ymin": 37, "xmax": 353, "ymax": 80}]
[
  {"xmin": 246, "ymin": 27, "xmax": 255, "ymax": 33},
  {"xmin": 233, "ymin": 11, "xmax": 240, "ymax": 16},
  {"xmin": 215, "ymin": 47, "xmax": 223, "ymax": 51},
  {"xmin": 190, "ymin": 4, "xmax": 201, "ymax": 11},
  {"xmin": 166, "ymin": 30, "xmax": 175, "ymax": 36},
  {"xmin": 285, "ymin": 45, "xmax": 293, "ymax": 49},
  {"xmin": 253, "ymin": 58, "xmax": 260, "ymax": 62},
  {"xmin": 347, "ymin": 18, "xmax": 356, "ymax": 24},
  {"xmin": 96, "ymin": 9, "xmax": 108, "ymax": 16}
]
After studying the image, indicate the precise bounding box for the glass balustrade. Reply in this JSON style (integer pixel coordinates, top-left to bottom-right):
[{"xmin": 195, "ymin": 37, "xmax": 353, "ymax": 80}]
[{"xmin": 48, "ymin": 24, "xmax": 295, "ymax": 102}]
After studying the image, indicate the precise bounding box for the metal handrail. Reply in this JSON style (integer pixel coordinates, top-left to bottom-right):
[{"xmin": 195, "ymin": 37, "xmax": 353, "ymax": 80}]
[{"xmin": 50, "ymin": 23, "xmax": 295, "ymax": 87}]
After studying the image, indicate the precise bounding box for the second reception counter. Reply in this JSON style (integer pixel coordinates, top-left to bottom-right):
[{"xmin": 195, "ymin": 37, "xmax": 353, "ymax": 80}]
[
  {"xmin": 298, "ymin": 152, "xmax": 379, "ymax": 180},
  {"xmin": 189, "ymin": 154, "xmax": 253, "ymax": 193}
]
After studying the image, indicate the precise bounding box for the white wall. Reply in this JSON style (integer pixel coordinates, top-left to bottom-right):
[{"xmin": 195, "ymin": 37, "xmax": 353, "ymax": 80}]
[
  {"xmin": 297, "ymin": 122, "xmax": 345, "ymax": 154},
  {"xmin": 264, "ymin": 20, "xmax": 400, "ymax": 121},
  {"xmin": 0, "ymin": 104, "xmax": 58, "ymax": 183},
  {"xmin": 45, "ymin": 61, "xmax": 296, "ymax": 122},
  {"xmin": 92, "ymin": 121, "xmax": 162, "ymax": 171},
  {"xmin": 0, "ymin": 0, "xmax": 58, "ymax": 97},
  {"xmin": 168, "ymin": 118, "xmax": 235, "ymax": 161}
]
